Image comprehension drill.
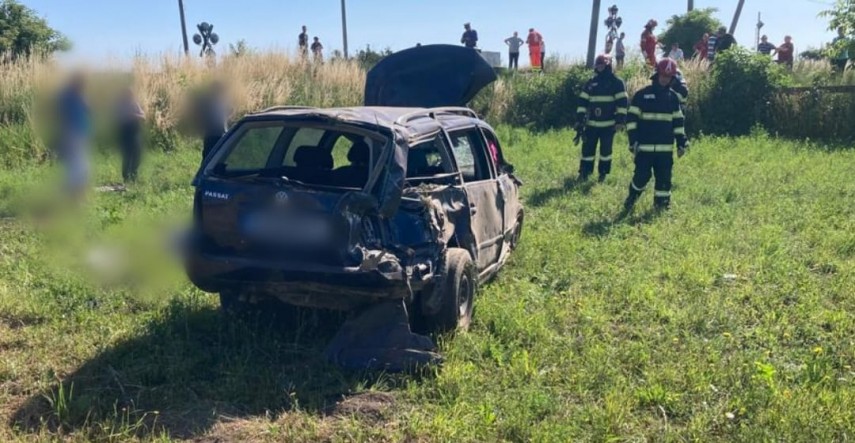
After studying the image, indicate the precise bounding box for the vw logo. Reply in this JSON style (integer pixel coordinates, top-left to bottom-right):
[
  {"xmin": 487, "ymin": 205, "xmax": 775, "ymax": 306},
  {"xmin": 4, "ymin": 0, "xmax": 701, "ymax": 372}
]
[{"xmin": 274, "ymin": 191, "xmax": 289, "ymax": 204}]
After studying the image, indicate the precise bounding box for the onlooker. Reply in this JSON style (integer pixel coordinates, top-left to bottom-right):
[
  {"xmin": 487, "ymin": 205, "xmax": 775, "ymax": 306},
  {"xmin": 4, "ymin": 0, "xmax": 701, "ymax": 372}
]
[
  {"xmin": 461, "ymin": 23, "xmax": 478, "ymax": 49},
  {"xmin": 757, "ymin": 35, "xmax": 776, "ymax": 55},
  {"xmin": 311, "ymin": 37, "xmax": 324, "ymax": 63},
  {"xmin": 715, "ymin": 26, "xmax": 737, "ymax": 54},
  {"xmin": 668, "ymin": 42, "xmax": 684, "ymax": 61},
  {"xmin": 200, "ymin": 81, "xmax": 232, "ymax": 162},
  {"xmin": 56, "ymin": 72, "xmax": 91, "ymax": 200},
  {"xmin": 641, "ymin": 19, "xmax": 658, "ymax": 67},
  {"xmin": 116, "ymin": 87, "xmax": 145, "ymax": 183},
  {"xmin": 504, "ymin": 31, "xmax": 524, "ymax": 70},
  {"xmin": 831, "ymin": 27, "xmax": 850, "ymax": 72},
  {"xmin": 707, "ymin": 31, "xmax": 718, "ymax": 62},
  {"xmin": 693, "ymin": 33, "xmax": 709, "ymax": 60},
  {"xmin": 527, "ymin": 28, "xmax": 544, "ymax": 71},
  {"xmin": 615, "ymin": 32, "xmax": 626, "ymax": 69},
  {"xmin": 540, "ymin": 39, "xmax": 547, "ymax": 73},
  {"xmin": 776, "ymin": 35, "xmax": 795, "ymax": 69},
  {"xmin": 298, "ymin": 26, "xmax": 309, "ymax": 58}
]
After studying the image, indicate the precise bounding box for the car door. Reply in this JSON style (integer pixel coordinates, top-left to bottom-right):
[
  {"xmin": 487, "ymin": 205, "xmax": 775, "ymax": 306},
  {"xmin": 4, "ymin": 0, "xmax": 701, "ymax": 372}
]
[
  {"xmin": 446, "ymin": 128, "xmax": 504, "ymax": 272},
  {"xmin": 480, "ymin": 127, "xmax": 521, "ymax": 254}
]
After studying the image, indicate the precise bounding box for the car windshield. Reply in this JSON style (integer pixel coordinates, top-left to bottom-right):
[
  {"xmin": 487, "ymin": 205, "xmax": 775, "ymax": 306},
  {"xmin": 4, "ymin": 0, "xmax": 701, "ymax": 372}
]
[{"xmin": 206, "ymin": 122, "xmax": 385, "ymax": 190}]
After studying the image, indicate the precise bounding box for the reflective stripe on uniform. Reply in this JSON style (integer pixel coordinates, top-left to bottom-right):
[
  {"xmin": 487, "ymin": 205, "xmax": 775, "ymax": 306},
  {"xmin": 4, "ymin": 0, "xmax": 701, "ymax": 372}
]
[
  {"xmin": 589, "ymin": 95, "xmax": 617, "ymax": 103},
  {"xmin": 600, "ymin": 155, "xmax": 613, "ymax": 162},
  {"xmin": 616, "ymin": 107, "xmax": 628, "ymax": 115},
  {"xmin": 631, "ymin": 181, "xmax": 646, "ymax": 191},
  {"xmin": 615, "ymin": 91, "xmax": 628, "ymax": 100},
  {"xmin": 654, "ymin": 190, "xmax": 672, "ymax": 197},
  {"xmin": 637, "ymin": 144, "xmax": 674, "ymax": 152},
  {"xmin": 626, "ymin": 122, "xmax": 638, "ymax": 130},
  {"xmin": 674, "ymin": 127, "xmax": 686, "ymax": 135},
  {"xmin": 673, "ymin": 110, "xmax": 685, "ymax": 118},
  {"xmin": 576, "ymin": 107, "xmax": 587, "ymax": 113},
  {"xmin": 579, "ymin": 92, "xmax": 591, "ymax": 99},
  {"xmin": 587, "ymin": 120, "xmax": 616, "ymax": 128},
  {"xmin": 581, "ymin": 156, "xmax": 595, "ymax": 162},
  {"xmin": 628, "ymin": 106, "xmax": 642, "ymax": 116},
  {"xmin": 640, "ymin": 112, "xmax": 673, "ymax": 122}
]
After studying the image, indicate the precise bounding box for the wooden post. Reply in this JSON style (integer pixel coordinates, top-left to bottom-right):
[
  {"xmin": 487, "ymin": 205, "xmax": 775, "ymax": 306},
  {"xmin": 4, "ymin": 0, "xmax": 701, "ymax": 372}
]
[
  {"xmin": 178, "ymin": 0, "xmax": 189, "ymax": 56},
  {"xmin": 730, "ymin": 0, "xmax": 745, "ymax": 35},
  {"xmin": 587, "ymin": 0, "xmax": 601, "ymax": 68},
  {"xmin": 341, "ymin": 0, "xmax": 349, "ymax": 58}
]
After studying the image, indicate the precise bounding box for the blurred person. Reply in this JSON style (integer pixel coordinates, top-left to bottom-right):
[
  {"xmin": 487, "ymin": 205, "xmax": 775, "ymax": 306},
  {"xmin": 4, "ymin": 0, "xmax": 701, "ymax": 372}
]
[
  {"xmin": 615, "ymin": 32, "xmax": 626, "ymax": 69},
  {"xmin": 776, "ymin": 35, "xmax": 795, "ymax": 69},
  {"xmin": 56, "ymin": 72, "xmax": 92, "ymax": 200},
  {"xmin": 832, "ymin": 27, "xmax": 850, "ymax": 72},
  {"xmin": 311, "ymin": 37, "xmax": 324, "ymax": 63},
  {"xmin": 667, "ymin": 42, "xmax": 684, "ymax": 61},
  {"xmin": 461, "ymin": 22, "xmax": 478, "ymax": 49},
  {"xmin": 575, "ymin": 54, "xmax": 628, "ymax": 182},
  {"xmin": 693, "ymin": 33, "xmax": 709, "ymax": 60},
  {"xmin": 540, "ymin": 38, "xmax": 547, "ymax": 73},
  {"xmin": 504, "ymin": 31, "xmax": 524, "ymax": 70},
  {"xmin": 200, "ymin": 81, "xmax": 232, "ymax": 162},
  {"xmin": 298, "ymin": 25, "xmax": 309, "ymax": 58},
  {"xmin": 115, "ymin": 87, "xmax": 145, "ymax": 183},
  {"xmin": 641, "ymin": 20, "xmax": 658, "ymax": 67},
  {"xmin": 527, "ymin": 28, "xmax": 544, "ymax": 72},
  {"xmin": 624, "ymin": 58, "xmax": 689, "ymax": 211},
  {"xmin": 707, "ymin": 30, "xmax": 718, "ymax": 62},
  {"xmin": 714, "ymin": 26, "xmax": 737, "ymax": 54},
  {"xmin": 757, "ymin": 35, "xmax": 776, "ymax": 56}
]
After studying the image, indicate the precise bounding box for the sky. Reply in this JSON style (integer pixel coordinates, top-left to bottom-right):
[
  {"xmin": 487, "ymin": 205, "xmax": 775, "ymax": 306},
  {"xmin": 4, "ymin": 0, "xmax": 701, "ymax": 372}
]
[{"xmin": 23, "ymin": 0, "xmax": 837, "ymax": 65}]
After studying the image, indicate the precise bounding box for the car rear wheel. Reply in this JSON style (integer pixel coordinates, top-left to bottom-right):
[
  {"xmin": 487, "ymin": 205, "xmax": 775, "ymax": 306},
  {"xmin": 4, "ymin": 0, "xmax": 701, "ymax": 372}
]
[
  {"xmin": 509, "ymin": 211, "xmax": 524, "ymax": 250},
  {"xmin": 422, "ymin": 248, "xmax": 476, "ymax": 333}
]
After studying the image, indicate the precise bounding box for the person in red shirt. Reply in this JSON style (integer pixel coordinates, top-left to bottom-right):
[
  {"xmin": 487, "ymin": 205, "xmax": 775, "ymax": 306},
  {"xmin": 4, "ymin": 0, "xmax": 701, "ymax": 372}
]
[
  {"xmin": 693, "ymin": 33, "xmax": 709, "ymax": 60},
  {"xmin": 776, "ymin": 35, "xmax": 795, "ymax": 69},
  {"xmin": 641, "ymin": 20, "xmax": 658, "ymax": 67},
  {"xmin": 527, "ymin": 28, "xmax": 544, "ymax": 72}
]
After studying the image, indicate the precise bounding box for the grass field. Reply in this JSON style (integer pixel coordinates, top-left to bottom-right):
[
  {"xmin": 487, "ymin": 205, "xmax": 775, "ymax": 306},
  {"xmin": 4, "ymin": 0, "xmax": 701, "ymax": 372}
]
[{"xmin": 0, "ymin": 129, "xmax": 853, "ymax": 442}]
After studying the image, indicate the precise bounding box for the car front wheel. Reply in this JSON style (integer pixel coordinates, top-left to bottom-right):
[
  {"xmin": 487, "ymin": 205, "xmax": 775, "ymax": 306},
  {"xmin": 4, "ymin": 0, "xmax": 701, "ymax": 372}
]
[{"xmin": 422, "ymin": 248, "xmax": 476, "ymax": 333}]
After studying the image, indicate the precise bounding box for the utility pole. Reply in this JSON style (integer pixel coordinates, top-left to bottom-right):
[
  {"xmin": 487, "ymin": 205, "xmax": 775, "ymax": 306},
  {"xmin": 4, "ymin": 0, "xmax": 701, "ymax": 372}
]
[
  {"xmin": 586, "ymin": 0, "xmax": 601, "ymax": 68},
  {"xmin": 688, "ymin": 0, "xmax": 694, "ymax": 12},
  {"xmin": 341, "ymin": 0, "xmax": 349, "ymax": 58},
  {"xmin": 730, "ymin": 0, "xmax": 746, "ymax": 35},
  {"xmin": 756, "ymin": 12, "xmax": 764, "ymax": 50},
  {"xmin": 178, "ymin": 0, "xmax": 189, "ymax": 56}
]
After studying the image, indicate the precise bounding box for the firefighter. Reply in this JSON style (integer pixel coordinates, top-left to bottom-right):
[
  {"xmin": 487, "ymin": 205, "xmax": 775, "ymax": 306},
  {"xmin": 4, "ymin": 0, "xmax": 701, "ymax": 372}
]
[
  {"xmin": 575, "ymin": 54, "xmax": 628, "ymax": 182},
  {"xmin": 624, "ymin": 58, "xmax": 689, "ymax": 211},
  {"xmin": 652, "ymin": 67, "xmax": 689, "ymax": 113}
]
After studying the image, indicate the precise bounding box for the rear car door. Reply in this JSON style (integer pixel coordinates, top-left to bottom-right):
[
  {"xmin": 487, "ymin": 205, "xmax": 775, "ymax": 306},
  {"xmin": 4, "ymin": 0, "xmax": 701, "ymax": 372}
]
[
  {"xmin": 480, "ymin": 127, "xmax": 521, "ymax": 252},
  {"xmin": 446, "ymin": 128, "xmax": 504, "ymax": 272}
]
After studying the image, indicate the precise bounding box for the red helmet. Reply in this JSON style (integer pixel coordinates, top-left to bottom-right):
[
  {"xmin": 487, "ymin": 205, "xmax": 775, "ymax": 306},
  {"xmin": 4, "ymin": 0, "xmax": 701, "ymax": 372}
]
[
  {"xmin": 656, "ymin": 58, "xmax": 678, "ymax": 76},
  {"xmin": 595, "ymin": 54, "xmax": 611, "ymax": 67}
]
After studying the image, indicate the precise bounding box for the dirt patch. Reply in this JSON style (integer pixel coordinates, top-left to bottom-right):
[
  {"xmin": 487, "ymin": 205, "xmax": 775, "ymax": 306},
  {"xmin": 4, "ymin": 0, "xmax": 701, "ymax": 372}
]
[
  {"xmin": 0, "ymin": 312, "xmax": 46, "ymax": 330},
  {"xmin": 325, "ymin": 391, "xmax": 396, "ymax": 424}
]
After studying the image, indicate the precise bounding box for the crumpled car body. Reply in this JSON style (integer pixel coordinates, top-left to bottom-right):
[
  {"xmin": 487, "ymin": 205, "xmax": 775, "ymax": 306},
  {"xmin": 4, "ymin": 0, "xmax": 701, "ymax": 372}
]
[{"xmin": 184, "ymin": 45, "xmax": 523, "ymax": 332}]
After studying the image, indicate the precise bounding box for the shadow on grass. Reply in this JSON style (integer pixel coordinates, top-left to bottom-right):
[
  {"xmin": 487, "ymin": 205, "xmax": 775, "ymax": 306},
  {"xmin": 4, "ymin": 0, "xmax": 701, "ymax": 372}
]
[
  {"xmin": 527, "ymin": 176, "xmax": 596, "ymax": 207},
  {"xmin": 9, "ymin": 298, "xmax": 411, "ymax": 439},
  {"xmin": 582, "ymin": 207, "xmax": 664, "ymax": 237}
]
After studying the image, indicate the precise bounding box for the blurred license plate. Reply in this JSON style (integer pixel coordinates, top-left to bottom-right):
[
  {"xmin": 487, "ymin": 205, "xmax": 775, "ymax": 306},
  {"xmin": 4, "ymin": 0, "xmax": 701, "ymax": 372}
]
[{"xmin": 243, "ymin": 212, "xmax": 330, "ymax": 245}]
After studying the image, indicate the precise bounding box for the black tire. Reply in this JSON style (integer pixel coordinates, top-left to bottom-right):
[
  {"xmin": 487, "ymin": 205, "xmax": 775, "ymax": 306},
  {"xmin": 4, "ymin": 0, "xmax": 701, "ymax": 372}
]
[
  {"xmin": 509, "ymin": 211, "xmax": 524, "ymax": 250},
  {"xmin": 422, "ymin": 248, "xmax": 476, "ymax": 333}
]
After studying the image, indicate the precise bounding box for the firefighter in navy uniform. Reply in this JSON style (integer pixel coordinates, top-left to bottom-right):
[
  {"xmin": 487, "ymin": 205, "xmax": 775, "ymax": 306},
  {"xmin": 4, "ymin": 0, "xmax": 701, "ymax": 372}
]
[
  {"xmin": 659, "ymin": 68, "xmax": 689, "ymax": 113},
  {"xmin": 624, "ymin": 58, "xmax": 689, "ymax": 210},
  {"xmin": 575, "ymin": 54, "xmax": 628, "ymax": 182}
]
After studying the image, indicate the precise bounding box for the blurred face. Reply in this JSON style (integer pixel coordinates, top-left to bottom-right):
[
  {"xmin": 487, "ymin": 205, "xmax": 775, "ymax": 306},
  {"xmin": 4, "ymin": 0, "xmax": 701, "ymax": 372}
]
[
  {"xmin": 513, "ymin": 32, "xmax": 518, "ymax": 37},
  {"xmin": 595, "ymin": 63, "xmax": 606, "ymax": 73},
  {"xmin": 302, "ymin": 26, "xmax": 306, "ymax": 32},
  {"xmin": 658, "ymin": 74, "xmax": 673, "ymax": 87},
  {"xmin": 785, "ymin": 36, "xmax": 792, "ymax": 43},
  {"xmin": 465, "ymin": 24, "xmax": 470, "ymax": 31},
  {"xmin": 761, "ymin": 36, "xmax": 767, "ymax": 42}
]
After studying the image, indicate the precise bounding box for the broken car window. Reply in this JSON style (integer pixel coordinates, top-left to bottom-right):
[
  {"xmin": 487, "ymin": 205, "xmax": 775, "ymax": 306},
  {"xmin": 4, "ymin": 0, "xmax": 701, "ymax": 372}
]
[
  {"xmin": 448, "ymin": 130, "xmax": 493, "ymax": 182},
  {"xmin": 407, "ymin": 136, "xmax": 449, "ymax": 178}
]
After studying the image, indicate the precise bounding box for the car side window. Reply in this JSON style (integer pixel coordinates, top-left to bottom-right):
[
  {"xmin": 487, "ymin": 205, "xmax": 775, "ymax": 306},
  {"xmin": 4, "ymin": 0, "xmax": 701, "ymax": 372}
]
[
  {"xmin": 282, "ymin": 127, "xmax": 326, "ymax": 166},
  {"xmin": 480, "ymin": 128, "xmax": 502, "ymax": 174},
  {"xmin": 220, "ymin": 126, "xmax": 284, "ymax": 170},
  {"xmin": 407, "ymin": 136, "xmax": 450, "ymax": 178},
  {"xmin": 448, "ymin": 130, "xmax": 493, "ymax": 182}
]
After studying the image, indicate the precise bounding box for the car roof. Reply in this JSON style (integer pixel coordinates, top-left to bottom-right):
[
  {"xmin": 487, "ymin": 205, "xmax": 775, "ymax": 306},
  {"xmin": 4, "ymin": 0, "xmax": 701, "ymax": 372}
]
[{"xmin": 243, "ymin": 106, "xmax": 486, "ymax": 139}]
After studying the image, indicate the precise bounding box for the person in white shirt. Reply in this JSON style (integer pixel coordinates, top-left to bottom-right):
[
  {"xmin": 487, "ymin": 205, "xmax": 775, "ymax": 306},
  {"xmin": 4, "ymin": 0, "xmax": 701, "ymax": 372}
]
[{"xmin": 667, "ymin": 42, "xmax": 684, "ymax": 61}]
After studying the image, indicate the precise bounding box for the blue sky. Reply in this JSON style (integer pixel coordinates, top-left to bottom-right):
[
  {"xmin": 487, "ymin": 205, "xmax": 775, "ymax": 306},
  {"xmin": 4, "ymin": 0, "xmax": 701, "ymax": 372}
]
[{"xmin": 25, "ymin": 0, "xmax": 836, "ymax": 63}]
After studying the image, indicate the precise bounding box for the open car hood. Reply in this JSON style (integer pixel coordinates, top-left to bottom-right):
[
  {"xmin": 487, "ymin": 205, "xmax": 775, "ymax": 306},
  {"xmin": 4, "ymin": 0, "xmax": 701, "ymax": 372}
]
[{"xmin": 364, "ymin": 44, "xmax": 498, "ymax": 108}]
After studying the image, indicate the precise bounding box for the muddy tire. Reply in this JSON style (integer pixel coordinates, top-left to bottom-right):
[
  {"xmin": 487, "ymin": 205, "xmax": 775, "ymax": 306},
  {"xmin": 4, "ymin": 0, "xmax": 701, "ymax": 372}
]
[
  {"xmin": 423, "ymin": 248, "xmax": 476, "ymax": 333},
  {"xmin": 509, "ymin": 211, "xmax": 524, "ymax": 250}
]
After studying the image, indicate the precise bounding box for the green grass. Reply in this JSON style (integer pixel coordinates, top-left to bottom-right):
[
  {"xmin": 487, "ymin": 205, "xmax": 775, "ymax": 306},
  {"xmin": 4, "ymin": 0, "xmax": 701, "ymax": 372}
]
[{"xmin": 0, "ymin": 129, "xmax": 853, "ymax": 442}]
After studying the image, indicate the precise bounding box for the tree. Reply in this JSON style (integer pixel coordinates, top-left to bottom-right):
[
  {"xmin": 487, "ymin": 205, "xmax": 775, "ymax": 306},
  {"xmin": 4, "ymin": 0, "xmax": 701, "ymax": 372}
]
[
  {"xmin": 818, "ymin": 0, "xmax": 855, "ymax": 59},
  {"xmin": 228, "ymin": 39, "xmax": 253, "ymax": 58},
  {"xmin": 355, "ymin": 45, "xmax": 393, "ymax": 70},
  {"xmin": 0, "ymin": 0, "xmax": 70, "ymax": 59},
  {"xmin": 658, "ymin": 8, "xmax": 723, "ymax": 58}
]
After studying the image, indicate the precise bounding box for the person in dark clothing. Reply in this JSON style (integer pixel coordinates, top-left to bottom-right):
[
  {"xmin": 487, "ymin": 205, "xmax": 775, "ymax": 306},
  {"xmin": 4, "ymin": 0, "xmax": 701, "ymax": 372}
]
[
  {"xmin": 575, "ymin": 54, "xmax": 628, "ymax": 182},
  {"xmin": 714, "ymin": 27, "xmax": 737, "ymax": 54},
  {"xmin": 652, "ymin": 68, "xmax": 689, "ymax": 114},
  {"xmin": 624, "ymin": 58, "xmax": 689, "ymax": 211},
  {"xmin": 298, "ymin": 25, "xmax": 309, "ymax": 58},
  {"xmin": 200, "ymin": 81, "xmax": 232, "ymax": 161},
  {"xmin": 116, "ymin": 87, "xmax": 145, "ymax": 183},
  {"xmin": 757, "ymin": 35, "xmax": 776, "ymax": 55},
  {"xmin": 461, "ymin": 23, "xmax": 478, "ymax": 49}
]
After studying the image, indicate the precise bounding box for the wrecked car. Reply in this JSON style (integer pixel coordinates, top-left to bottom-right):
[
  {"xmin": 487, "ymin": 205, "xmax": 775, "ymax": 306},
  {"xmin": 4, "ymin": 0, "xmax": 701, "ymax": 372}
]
[{"xmin": 184, "ymin": 45, "xmax": 523, "ymax": 354}]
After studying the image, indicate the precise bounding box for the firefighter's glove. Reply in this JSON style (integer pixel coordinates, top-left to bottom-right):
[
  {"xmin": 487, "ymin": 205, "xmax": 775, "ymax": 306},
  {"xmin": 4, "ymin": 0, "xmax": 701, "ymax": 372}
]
[{"xmin": 677, "ymin": 141, "xmax": 689, "ymax": 158}]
